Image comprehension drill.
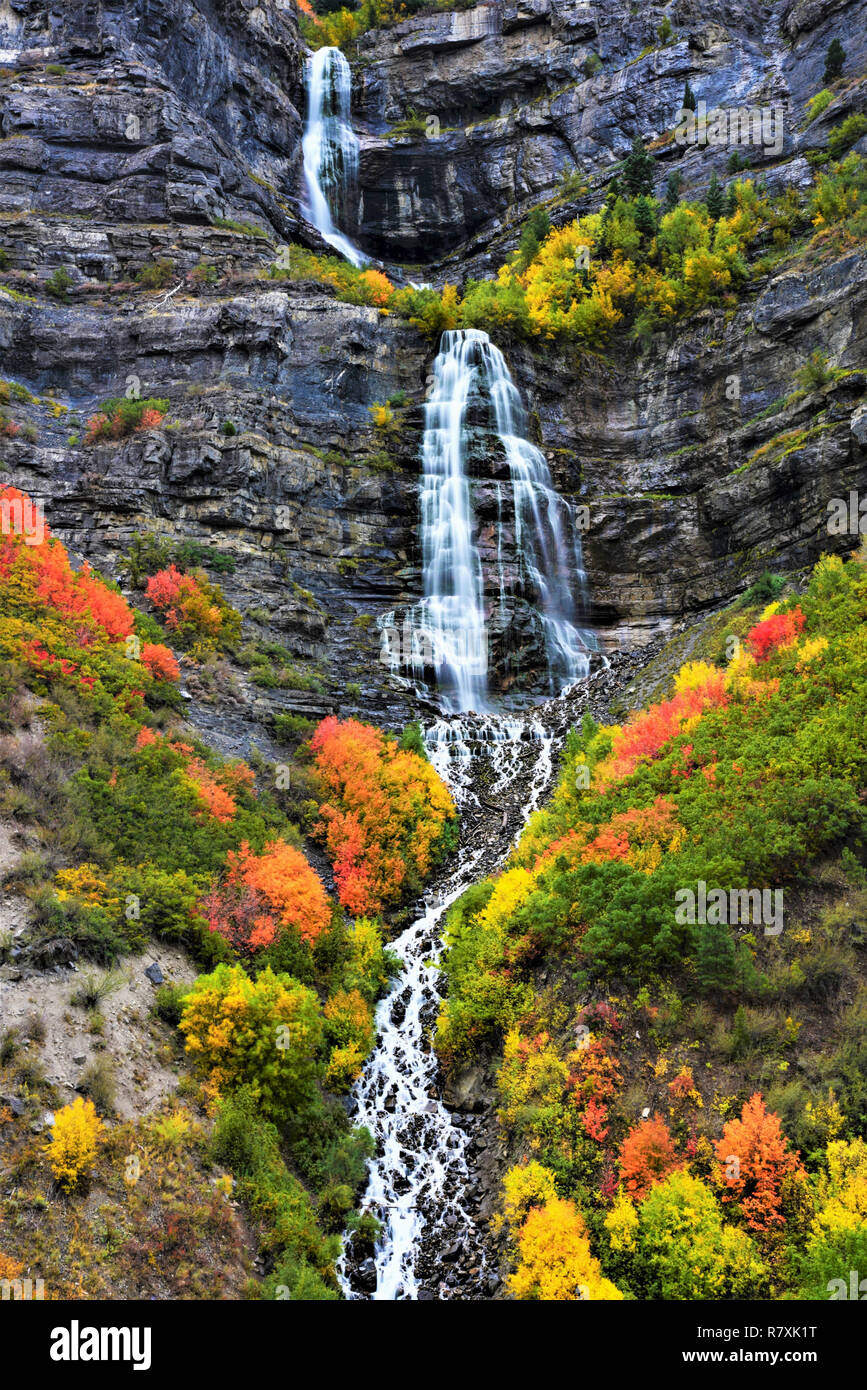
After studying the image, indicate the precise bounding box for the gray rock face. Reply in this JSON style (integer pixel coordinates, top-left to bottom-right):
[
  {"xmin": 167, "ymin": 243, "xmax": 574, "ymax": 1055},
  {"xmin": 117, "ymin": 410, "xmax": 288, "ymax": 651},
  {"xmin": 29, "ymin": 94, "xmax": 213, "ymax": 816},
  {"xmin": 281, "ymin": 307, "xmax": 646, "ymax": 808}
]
[
  {"xmin": 0, "ymin": 0, "xmax": 308, "ymax": 238},
  {"xmin": 350, "ymin": 0, "xmax": 866, "ymax": 259},
  {"xmin": 0, "ymin": 0, "xmax": 865, "ymax": 718}
]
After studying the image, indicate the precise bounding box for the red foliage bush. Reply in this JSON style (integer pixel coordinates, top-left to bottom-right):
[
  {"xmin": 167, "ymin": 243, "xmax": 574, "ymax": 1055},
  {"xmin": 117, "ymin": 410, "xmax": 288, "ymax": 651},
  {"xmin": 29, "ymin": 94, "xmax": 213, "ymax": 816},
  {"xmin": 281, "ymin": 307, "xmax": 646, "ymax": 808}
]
[
  {"xmin": 597, "ymin": 679, "xmax": 729, "ymax": 787},
  {"xmin": 746, "ymin": 606, "xmax": 806, "ymax": 663},
  {"xmin": 140, "ymin": 642, "xmax": 180, "ymax": 681}
]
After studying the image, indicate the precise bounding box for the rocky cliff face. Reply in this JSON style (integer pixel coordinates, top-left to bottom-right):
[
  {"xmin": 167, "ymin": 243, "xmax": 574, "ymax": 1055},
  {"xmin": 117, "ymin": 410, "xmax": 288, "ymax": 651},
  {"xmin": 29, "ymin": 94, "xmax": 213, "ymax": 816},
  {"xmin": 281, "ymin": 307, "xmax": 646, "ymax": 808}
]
[
  {"xmin": 352, "ymin": 0, "xmax": 866, "ymax": 260},
  {"xmin": 0, "ymin": 0, "xmax": 866, "ymax": 721}
]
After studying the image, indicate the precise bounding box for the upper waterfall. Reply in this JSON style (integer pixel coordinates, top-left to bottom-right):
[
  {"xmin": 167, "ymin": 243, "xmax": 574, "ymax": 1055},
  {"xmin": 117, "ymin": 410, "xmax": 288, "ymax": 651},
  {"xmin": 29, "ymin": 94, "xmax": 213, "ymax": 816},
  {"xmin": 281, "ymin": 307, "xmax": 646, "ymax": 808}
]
[
  {"xmin": 387, "ymin": 328, "xmax": 594, "ymax": 712},
  {"xmin": 302, "ymin": 46, "xmax": 366, "ymax": 267}
]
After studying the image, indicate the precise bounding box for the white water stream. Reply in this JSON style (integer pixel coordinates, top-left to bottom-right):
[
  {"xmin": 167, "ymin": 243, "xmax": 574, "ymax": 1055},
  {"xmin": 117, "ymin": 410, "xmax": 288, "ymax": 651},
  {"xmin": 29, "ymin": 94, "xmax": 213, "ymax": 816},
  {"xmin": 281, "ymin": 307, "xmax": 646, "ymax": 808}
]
[{"xmin": 338, "ymin": 712, "xmax": 557, "ymax": 1299}]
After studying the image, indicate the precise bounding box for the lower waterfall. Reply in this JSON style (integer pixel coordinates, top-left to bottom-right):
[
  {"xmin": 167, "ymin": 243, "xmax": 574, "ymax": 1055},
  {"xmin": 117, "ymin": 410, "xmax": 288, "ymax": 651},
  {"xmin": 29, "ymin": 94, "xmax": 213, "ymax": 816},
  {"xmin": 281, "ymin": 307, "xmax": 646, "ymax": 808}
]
[{"xmin": 383, "ymin": 328, "xmax": 594, "ymax": 711}]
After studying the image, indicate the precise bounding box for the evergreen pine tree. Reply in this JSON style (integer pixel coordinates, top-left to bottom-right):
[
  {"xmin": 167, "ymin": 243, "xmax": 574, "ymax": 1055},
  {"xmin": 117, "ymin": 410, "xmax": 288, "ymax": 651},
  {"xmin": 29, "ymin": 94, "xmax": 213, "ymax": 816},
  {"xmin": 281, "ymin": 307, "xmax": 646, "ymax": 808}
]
[
  {"xmin": 515, "ymin": 206, "xmax": 551, "ymax": 272},
  {"xmin": 622, "ymin": 136, "xmax": 654, "ymax": 198},
  {"xmin": 824, "ymin": 38, "xmax": 845, "ymax": 85},
  {"xmin": 697, "ymin": 921, "xmax": 737, "ymax": 993},
  {"xmin": 634, "ymin": 194, "xmax": 657, "ymax": 238},
  {"xmin": 663, "ymin": 171, "xmax": 683, "ymax": 212},
  {"xmin": 706, "ymin": 170, "xmax": 724, "ymax": 220},
  {"xmin": 682, "ymin": 79, "xmax": 697, "ymax": 112}
]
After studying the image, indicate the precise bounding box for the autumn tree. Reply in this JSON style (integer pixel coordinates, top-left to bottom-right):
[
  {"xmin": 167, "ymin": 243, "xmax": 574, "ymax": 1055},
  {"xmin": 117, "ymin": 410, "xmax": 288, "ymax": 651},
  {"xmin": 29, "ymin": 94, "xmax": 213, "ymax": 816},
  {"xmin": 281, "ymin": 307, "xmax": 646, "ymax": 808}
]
[
  {"xmin": 607, "ymin": 1171, "xmax": 767, "ymax": 1299},
  {"xmin": 310, "ymin": 716, "xmax": 457, "ymax": 915},
  {"xmin": 47, "ymin": 1097, "xmax": 104, "ymax": 1190},
  {"xmin": 799, "ymin": 1137, "xmax": 867, "ymax": 1296},
  {"xmin": 510, "ymin": 1196, "xmax": 623, "ymax": 1300},
  {"xmin": 179, "ymin": 964, "xmax": 324, "ymax": 1121},
  {"xmin": 618, "ymin": 1113, "xmax": 682, "ymax": 1199},
  {"xmin": 207, "ymin": 838, "xmax": 332, "ymax": 949},
  {"xmin": 713, "ymin": 1092, "xmax": 806, "ymax": 1231}
]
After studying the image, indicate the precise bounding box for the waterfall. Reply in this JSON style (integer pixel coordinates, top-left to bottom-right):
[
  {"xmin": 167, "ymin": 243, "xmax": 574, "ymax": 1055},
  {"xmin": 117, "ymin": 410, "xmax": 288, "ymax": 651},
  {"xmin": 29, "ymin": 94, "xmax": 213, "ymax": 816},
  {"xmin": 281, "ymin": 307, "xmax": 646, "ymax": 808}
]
[
  {"xmin": 385, "ymin": 328, "xmax": 593, "ymax": 712},
  {"xmin": 302, "ymin": 46, "xmax": 366, "ymax": 267}
]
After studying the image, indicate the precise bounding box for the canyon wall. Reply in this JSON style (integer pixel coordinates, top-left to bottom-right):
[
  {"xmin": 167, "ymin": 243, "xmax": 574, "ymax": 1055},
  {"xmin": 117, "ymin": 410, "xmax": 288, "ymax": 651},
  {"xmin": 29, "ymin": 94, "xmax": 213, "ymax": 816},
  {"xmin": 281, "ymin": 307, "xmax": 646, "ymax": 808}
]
[{"xmin": 0, "ymin": 0, "xmax": 865, "ymax": 712}]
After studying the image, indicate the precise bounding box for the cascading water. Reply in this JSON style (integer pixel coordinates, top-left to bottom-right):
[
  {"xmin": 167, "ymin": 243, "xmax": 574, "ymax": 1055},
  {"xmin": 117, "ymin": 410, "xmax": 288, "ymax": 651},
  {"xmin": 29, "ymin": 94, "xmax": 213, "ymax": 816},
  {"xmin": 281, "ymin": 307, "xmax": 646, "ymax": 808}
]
[
  {"xmin": 486, "ymin": 335, "xmax": 593, "ymax": 689},
  {"xmin": 382, "ymin": 328, "xmax": 594, "ymax": 710},
  {"xmin": 338, "ymin": 710, "xmax": 558, "ymax": 1301},
  {"xmin": 412, "ymin": 330, "xmax": 490, "ymax": 713},
  {"xmin": 343, "ymin": 331, "xmax": 598, "ymax": 1298},
  {"xmin": 302, "ymin": 46, "xmax": 366, "ymax": 267}
]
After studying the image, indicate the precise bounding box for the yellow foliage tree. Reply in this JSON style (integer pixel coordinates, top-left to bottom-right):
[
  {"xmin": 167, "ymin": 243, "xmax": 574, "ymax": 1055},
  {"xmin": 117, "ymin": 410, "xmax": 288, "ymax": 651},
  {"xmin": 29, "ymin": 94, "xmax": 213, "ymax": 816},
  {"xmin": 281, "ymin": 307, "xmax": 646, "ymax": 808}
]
[
  {"xmin": 47, "ymin": 1097, "xmax": 103, "ymax": 1191},
  {"xmin": 501, "ymin": 1160, "xmax": 558, "ymax": 1234},
  {"xmin": 509, "ymin": 1197, "xmax": 623, "ymax": 1300}
]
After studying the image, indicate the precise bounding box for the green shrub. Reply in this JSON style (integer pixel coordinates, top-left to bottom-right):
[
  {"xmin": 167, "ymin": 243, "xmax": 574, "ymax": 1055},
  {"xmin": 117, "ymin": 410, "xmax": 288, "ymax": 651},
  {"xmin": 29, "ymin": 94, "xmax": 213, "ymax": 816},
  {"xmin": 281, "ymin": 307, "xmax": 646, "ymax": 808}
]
[
  {"xmin": 273, "ymin": 712, "xmax": 315, "ymax": 744},
  {"xmin": 70, "ymin": 969, "xmax": 125, "ymax": 1010},
  {"xmin": 795, "ymin": 348, "xmax": 834, "ymax": 391},
  {"xmin": 741, "ymin": 571, "xmax": 787, "ymax": 606},
  {"xmin": 85, "ymin": 396, "xmax": 169, "ymax": 444},
  {"xmin": 45, "ymin": 267, "xmax": 73, "ymax": 300},
  {"xmin": 136, "ymin": 260, "xmax": 175, "ymax": 290},
  {"xmin": 398, "ymin": 720, "xmax": 427, "ymax": 758},
  {"xmin": 805, "ymin": 89, "xmax": 833, "ymax": 124},
  {"xmin": 153, "ymin": 982, "xmax": 189, "ymax": 1026},
  {"xmin": 79, "ymin": 1055, "xmax": 118, "ymax": 1116},
  {"xmin": 827, "ymin": 114, "xmax": 867, "ymax": 160}
]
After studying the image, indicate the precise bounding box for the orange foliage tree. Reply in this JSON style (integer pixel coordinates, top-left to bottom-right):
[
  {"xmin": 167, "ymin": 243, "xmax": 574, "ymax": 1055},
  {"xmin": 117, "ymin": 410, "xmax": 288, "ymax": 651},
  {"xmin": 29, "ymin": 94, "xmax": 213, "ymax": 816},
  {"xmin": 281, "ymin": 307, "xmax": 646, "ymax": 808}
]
[
  {"xmin": 140, "ymin": 641, "xmax": 180, "ymax": 681},
  {"xmin": 204, "ymin": 838, "xmax": 332, "ymax": 950},
  {"xmin": 310, "ymin": 716, "xmax": 457, "ymax": 914},
  {"xmin": 618, "ymin": 1113, "xmax": 682, "ymax": 1199},
  {"xmin": 0, "ymin": 486, "xmax": 133, "ymax": 641},
  {"xmin": 713, "ymin": 1092, "xmax": 806, "ymax": 1231}
]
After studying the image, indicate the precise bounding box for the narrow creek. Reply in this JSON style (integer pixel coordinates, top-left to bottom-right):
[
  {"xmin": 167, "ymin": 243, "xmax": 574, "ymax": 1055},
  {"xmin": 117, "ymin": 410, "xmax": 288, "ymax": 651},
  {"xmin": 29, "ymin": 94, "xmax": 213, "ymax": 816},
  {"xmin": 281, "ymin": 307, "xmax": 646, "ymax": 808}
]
[{"xmin": 338, "ymin": 710, "xmax": 560, "ymax": 1300}]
